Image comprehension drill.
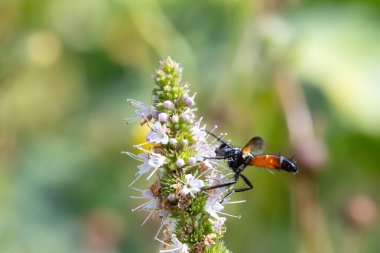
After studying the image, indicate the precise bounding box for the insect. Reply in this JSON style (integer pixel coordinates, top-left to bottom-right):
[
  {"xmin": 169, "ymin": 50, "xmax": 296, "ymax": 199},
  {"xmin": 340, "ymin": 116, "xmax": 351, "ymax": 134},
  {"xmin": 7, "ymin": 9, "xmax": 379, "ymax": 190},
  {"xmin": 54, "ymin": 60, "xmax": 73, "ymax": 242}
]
[{"xmin": 203, "ymin": 131, "xmax": 297, "ymax": 200}]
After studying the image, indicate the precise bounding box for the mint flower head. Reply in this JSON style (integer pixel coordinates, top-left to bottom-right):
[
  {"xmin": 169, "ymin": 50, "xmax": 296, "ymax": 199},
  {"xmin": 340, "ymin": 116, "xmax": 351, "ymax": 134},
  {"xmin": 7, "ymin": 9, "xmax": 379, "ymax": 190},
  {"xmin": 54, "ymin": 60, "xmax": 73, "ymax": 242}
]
[{"xmin": 124, "ymin": 57, "xmax": 243, "ymax": 253}]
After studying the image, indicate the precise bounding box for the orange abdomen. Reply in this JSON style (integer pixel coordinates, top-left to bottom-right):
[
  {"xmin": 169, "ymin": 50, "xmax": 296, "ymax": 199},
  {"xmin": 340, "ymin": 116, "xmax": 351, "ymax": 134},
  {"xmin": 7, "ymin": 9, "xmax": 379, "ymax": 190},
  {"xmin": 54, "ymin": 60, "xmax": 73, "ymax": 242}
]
[{"xmin": 249, "ymin": 155, "xmax": 282, "ymax": 170}]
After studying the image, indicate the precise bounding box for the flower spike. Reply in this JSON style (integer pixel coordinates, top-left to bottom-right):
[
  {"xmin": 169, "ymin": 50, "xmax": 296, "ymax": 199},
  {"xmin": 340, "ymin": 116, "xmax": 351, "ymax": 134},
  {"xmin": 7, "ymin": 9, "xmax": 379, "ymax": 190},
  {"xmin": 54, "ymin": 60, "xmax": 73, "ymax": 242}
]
[{"xmin": 125, "ymin": 57, "xmax": 235, "ymax": 253}]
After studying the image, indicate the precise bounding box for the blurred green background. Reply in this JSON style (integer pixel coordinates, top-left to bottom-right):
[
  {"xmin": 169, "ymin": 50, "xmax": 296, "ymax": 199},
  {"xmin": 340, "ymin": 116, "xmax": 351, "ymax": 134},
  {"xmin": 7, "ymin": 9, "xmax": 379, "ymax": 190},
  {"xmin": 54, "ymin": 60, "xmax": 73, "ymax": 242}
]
[{"xmin": 1, "ymin": 0, "xmax": 379, "ymax": 252}]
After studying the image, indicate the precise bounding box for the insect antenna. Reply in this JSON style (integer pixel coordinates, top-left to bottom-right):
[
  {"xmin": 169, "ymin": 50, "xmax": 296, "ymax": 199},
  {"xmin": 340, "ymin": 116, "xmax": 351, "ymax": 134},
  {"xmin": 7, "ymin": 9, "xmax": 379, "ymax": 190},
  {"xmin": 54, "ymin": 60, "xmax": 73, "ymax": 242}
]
[
  {"xmin": 210, "ymin": 133, "xmax": 227, "ymax": 145},
  {"xmin": 204, "ymin": 130, "xmax": 229, "ymax": 146}
]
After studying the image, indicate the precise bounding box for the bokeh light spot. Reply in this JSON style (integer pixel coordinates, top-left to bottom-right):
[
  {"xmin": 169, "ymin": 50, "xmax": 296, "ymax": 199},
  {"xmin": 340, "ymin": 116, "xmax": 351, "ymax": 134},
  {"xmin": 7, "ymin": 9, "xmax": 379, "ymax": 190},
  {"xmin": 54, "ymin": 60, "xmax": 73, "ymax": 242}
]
[{"xmin": 26, "ymin": 31, "xmax": 62, "ymax": 66}]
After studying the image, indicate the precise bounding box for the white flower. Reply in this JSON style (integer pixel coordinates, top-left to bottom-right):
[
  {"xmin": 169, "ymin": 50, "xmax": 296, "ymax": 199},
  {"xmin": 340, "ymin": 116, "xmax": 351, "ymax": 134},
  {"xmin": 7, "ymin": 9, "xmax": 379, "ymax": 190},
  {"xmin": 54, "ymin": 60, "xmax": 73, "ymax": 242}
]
[
  {"xmin": 162, "ymin": 216, "xmax": 177, "ymax": 233},
  {"xmin": 147, "ymin": 122, "xmax": 169, "ymax": 144},
  {"xmin": 137, "ymin": 153, "xmax": 166, "ymax": 179},
  {"xmin": 187, "ymin": 157, "xmax": 196, "ymax": 166},
  {"xmin": 181, "ymin": 113, "xmax": 191, "ymax": 122},
  {"xmin": 141, "ymin": 189, "xmax": 159, "ymax": 210},
  {"xmin": 171, "ymin": 236, "xmax": 189, "ymax": 253},
  {"xmin": 130, "ymin": 188, "xmax": 159, "ymax": 226},
  {"xmin": 205, "ymin": 195, "xmax": 224, "ymax": 218},
  {"xmin": 181, "ymin": 108, "xmax": 195, "ymax": 123},
  {"xmin": 160, "ymin": 235, "xmax": 189, "ymax": 253},
  {"xmin": 125, "ymin": 99, "xmax": 157, "ymax": 122},
  {"xmin": 210, "ymin": 216, "xmax": 226, "ymax": 235},
  {"xmin": 158, "ymin": 112, "xmax": 169, "ymax": 122},
  {"xmin": 130, "ymin": 188, "xmax": 158, "ymax": 212},
  {"xmin": 180, "ymin": 174, "xmax": 204, "ymax": 198},
  {"xmin": 135, "ymin": 153, "xmax": 151, "ymax": 175},
  {"xmin": 170, "ymin": 138, "xmax": 178, "ymax": 145},
  {"xmin": 204, "ymin": 172, "xmax": 229, "ymax": 196},
  {"xmin": 164, "ymin": 100, "xmax": 174, "ymax": 109},
  {"xmin": 167, "ymin": 193, "xmax": 176, "ymax": 201},
  {"xmin": 184, "ymin": 96, "xmax": 195, "ymax": 106},
  {"xmin": 176, "ymin": 158, "xmax": 185, "ymax": 168},
  {"xmin": 123, "ymin": 151, "xmax": 166, "ymax": 186},
  {"xmin": 191, "ymin": 118, "xmax": 207, "ymax": 143},
  {"xmin": 171, "ymin": 115, "xmax": 179, "ymax": 123},
  {"xmin": 194, "ymin": 143, "xmax": 217, "ymax": 161},
  {"xmin": 183, "ymin": 91, "xmax": 196, "ymax": 107}
]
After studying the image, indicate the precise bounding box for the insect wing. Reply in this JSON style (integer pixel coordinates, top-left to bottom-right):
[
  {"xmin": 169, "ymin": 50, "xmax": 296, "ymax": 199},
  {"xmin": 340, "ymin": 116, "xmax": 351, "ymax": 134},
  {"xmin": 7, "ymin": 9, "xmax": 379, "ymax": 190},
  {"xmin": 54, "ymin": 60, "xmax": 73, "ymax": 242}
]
[{"xmin": 242, "ymin": 136, "xmax": 265, "ymax": 156}]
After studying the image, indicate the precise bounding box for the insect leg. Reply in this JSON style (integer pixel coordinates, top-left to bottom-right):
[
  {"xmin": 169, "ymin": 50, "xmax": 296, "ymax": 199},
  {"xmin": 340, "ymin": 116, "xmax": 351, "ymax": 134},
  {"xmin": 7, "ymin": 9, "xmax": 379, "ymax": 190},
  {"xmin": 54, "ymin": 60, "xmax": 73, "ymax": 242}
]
[
  {"xmin": 203, "ymin": 153, "xmax": 236, "ymax": 160},
  {"xmin": 203, "ymin": 168, "xmax": 240, "ymax": 190},
  {"xmin": 233, "ymin": 173, "xmax": 254, "ymax": 193},
  {"xmin": 202, "ymin": 179, "xmax": 238, "ymax": 191},
  {"xmin": 219, "ymin": 173, "xmax": 254, "ymax": 203}
]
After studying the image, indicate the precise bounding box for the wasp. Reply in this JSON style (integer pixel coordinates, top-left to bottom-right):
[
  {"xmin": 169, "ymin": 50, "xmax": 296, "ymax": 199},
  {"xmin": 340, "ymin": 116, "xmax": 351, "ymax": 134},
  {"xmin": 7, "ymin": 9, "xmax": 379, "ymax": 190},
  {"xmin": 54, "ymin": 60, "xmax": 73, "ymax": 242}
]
[{"xmin": 204, "ymin": 131, "xmax": 297, "ymax": 199}]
